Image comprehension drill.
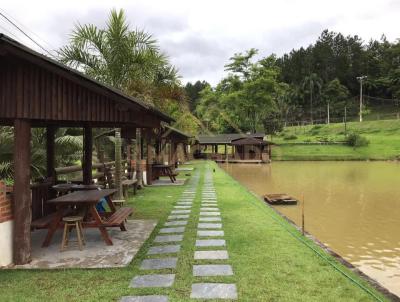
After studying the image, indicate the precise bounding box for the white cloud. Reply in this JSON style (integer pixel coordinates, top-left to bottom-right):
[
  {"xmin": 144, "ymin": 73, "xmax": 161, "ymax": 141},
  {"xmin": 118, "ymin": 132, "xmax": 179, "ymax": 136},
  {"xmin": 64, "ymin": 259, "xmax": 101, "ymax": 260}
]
[{"xmin": 0, "ymin": 0, "xmax": 398, "ymax": 85}]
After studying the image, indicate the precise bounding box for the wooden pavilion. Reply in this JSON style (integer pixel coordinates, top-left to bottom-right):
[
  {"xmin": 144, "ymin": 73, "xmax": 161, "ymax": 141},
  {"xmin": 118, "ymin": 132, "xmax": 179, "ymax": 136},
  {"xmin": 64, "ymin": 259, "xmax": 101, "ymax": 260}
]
[
  {"xmin": 193, "ymin": 133, "xmax": 272, "ymax": 163},
  {"xmin": 0, "ymin": 34, "xmax": 174, "ymax": 265}
]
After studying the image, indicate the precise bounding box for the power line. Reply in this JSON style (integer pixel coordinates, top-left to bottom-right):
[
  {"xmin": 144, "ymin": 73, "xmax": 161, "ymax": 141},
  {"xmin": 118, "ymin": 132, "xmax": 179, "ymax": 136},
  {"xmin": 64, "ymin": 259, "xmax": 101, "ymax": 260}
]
[
  {"xmin": 0, "ymin": 11, "xmax": 55, "ymax": 58},
  {"xmin": 0, "ymin": 8, "xmax": 58, "ymax": 53}
]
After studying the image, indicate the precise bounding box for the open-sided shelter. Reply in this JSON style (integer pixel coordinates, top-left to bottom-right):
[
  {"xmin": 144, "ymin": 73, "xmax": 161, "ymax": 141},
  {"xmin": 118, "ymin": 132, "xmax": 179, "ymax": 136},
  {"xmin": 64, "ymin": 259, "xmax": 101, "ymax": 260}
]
[{"xmin": 0, "ymin": 34, "xmax": 173, "ymax": 265}]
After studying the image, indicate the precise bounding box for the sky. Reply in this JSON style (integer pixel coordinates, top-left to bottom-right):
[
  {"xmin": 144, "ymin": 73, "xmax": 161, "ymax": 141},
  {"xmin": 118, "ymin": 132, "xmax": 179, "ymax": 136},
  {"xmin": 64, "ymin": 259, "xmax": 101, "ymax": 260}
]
[{"xmin": 0, "ymin": 0, "xmax": 399, "ymax": 85}]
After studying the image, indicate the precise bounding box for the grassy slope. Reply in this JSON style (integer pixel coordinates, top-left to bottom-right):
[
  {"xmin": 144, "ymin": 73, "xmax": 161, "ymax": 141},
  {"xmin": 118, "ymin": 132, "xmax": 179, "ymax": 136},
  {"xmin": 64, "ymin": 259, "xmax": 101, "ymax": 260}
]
[
  {"xmin": 272, "ymin": 119, "xmax": 400, "ymax": 160},
  {"xmin": 0, "ymin": 161, "xmax": 387, "ymax": 301}
]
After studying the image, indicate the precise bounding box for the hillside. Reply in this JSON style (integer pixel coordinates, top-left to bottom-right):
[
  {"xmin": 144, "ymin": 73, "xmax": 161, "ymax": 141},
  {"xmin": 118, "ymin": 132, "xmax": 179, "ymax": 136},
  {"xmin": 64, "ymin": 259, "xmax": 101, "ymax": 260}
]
[{"xmin": 272, "ymin": 119, "xmax": 400, "ymax": 160}]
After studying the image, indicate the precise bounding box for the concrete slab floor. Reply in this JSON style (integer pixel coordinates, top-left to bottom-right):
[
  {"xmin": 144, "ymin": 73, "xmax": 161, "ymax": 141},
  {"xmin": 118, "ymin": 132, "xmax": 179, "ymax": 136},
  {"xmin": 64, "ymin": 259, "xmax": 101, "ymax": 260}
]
[{"xmin": 12, "ymin": 220, "xmax": 157, "ymax": 269}]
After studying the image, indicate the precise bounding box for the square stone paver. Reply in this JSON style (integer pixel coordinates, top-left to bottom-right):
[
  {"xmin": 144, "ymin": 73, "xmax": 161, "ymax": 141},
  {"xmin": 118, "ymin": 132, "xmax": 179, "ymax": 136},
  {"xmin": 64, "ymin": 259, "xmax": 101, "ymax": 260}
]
[
  {"xmin": 196, "ymin": 239, "xmax": 226, "ymax": 247},
  {"xmin": 197, "ymin": 230, "xmax": 224, "ymax": 237},
  {"xmin": 176, "ymin": 202, "xmax": 192, "ymax": 205},
  {"xmin": 171, "ymin": 210, "xmax": 191, "ymax": 214},
  {"xmin": 120, "ymin": 295, "xmax": 169, "ymax": 302},
  {"xmin": 200, "ymin": 212, "xmax": 220, "ymax": 216},
  {"xmin": 190, "ymin": 283, "xmax": 237, "ymax": 299},
  {"xmin": 198, "ymin": 223, "xmax": 222, "ymax": 229},
  {"xmin": 174, "ymin": 205, "xmax": 192, "ymax": 209},
  {"xmin": 147, "ymin": 245, "xmax": 180, "ymax": 255},
  {"xmin": 140, "ymin": 258, "xmax": 177, "ymax": 270},
  {"xmin": 164, "ymin": 220, "xmax": 187, "ymax": 226},
  {"xmin": 168, "ymin": 215, "xmax": 189, "ymax": 220},
  {"xmin": 154, "ymin": 235, "xmax": 183, "ymax": 243},
  {"xmin": 200, "ymin": 207, "xmax": 219, "ymax": 211},
  {"xmin": 159, "ymin": 227, "xmax": 185, "ymax": 234},
  {"xmin": 130, "ymin": 274, "xmax": 175, "ymax": 288},
  {"xmin": 193, "ymin": 264, "xmax": 233, "ymax": 276},
  {"xmin": 199, "ymin": 217, "xmax": 221, "ymax": 222},
  {"xmin": 194, "ymin": 250, "xmax": 229, "ymax": 260}
]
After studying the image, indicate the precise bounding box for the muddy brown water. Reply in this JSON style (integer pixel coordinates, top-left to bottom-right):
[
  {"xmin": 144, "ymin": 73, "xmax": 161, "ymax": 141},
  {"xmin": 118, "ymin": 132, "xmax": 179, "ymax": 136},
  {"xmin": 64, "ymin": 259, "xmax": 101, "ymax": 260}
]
[{"xmin": 221, "ymin": 161, "xmax": 400, "ymax": 296}]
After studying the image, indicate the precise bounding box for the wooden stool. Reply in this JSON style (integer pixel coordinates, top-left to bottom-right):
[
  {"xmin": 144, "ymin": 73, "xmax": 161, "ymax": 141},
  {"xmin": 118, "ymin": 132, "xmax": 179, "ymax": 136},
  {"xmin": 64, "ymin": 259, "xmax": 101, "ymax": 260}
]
[{"xmin": 60, "ymin": 216, "xmax": 85, "ymax": 251}]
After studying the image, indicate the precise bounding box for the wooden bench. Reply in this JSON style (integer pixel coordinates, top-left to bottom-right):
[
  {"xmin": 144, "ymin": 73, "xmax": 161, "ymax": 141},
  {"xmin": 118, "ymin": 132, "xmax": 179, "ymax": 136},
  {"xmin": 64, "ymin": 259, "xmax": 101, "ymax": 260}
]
[
  {"xmin": 31, "ymin": 208, "xmax": 72, "ymax": 230},
  {"xmin": 101, "ymin": 207, "xmax": 133, "ymax": 231}
]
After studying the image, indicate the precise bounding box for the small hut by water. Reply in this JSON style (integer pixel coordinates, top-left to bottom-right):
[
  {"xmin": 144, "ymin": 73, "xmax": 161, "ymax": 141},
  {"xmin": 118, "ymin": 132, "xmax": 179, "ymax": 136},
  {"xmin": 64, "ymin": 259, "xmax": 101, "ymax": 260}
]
[{"xmin": 193, "ymin": 133, "xmax": 272, "ymax": 163}]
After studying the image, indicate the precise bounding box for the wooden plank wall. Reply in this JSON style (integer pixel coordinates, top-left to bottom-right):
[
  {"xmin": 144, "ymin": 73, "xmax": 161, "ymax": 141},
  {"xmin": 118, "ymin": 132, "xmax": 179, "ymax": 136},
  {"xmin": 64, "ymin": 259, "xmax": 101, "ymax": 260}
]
[{"xmin": 0, "ymin": 57, "xmax": 159, "ymax": 127}]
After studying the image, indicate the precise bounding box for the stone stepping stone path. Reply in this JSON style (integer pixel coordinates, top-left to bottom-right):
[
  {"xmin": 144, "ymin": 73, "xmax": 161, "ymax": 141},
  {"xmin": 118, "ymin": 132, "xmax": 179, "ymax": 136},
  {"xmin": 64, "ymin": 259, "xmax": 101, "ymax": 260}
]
[
  {"xmin": 123, "ymin": 172, "xmax": 201, "ymax": 301},
  {"xmin": 190, "ymin": 168, "xmax": 238, "ymax": 300},
  {"xmin": 122, "ymin": 169, "xmax": 238, "ymax": 301}
]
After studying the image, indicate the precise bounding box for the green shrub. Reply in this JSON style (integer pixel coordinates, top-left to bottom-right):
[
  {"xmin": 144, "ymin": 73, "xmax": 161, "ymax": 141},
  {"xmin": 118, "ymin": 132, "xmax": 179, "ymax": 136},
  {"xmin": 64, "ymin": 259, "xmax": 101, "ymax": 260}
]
[
  {"xmin": 346, "ymin": 133, "xmax": 369, "ymax": 148},
  {"xmin": 283, "ymin": 134, "xmax": 298, "ymax": 140}
]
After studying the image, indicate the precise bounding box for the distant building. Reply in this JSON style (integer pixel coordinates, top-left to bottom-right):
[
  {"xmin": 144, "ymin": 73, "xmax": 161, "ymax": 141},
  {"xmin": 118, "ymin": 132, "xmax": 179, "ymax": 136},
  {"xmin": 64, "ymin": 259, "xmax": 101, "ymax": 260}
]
[{"xmin": 193, "ymin": 133, "xmax": 272, "ymax": 163}]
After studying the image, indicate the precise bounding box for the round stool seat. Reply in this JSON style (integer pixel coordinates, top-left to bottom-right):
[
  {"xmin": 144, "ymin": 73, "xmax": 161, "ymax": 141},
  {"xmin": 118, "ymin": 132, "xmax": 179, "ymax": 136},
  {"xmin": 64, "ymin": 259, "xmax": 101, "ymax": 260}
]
[{"xmin": 62, "ymin": 216, "xmax": 83, "ymax": 222}]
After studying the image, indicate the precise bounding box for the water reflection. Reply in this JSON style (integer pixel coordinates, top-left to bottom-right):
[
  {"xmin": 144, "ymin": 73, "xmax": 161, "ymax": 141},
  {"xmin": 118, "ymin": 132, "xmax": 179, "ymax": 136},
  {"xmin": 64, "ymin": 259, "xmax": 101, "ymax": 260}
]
[{"xmin": 221, "ymin": 161, "xmax": 400, "ymax": 296}]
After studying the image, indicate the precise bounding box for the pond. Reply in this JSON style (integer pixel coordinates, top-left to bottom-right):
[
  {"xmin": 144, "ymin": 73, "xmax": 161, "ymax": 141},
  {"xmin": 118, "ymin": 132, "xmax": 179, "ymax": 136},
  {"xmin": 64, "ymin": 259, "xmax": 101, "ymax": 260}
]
[{"xmin": 221, "ymin": 161, "xmax": 400, "ymax": 297}]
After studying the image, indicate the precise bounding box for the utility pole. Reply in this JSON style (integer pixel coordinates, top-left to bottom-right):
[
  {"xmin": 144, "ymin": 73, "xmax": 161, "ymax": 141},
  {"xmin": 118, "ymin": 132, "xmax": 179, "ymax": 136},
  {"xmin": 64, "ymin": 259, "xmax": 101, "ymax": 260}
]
[
  {"xmin": 357, "ymin": 75, "xmax": 367, "ymax": 122},
  {"xmin": 344, "ymin": 106, "xmax": 347, "ymax": 136}
]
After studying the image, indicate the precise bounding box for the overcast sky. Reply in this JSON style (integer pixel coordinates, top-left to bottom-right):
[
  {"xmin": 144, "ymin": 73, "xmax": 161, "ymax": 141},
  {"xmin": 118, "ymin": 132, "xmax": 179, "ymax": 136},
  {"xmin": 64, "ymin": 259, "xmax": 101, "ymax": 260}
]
[{"xmin": 1, "ymin": 0, "xmax": 399, "ymax": 85}]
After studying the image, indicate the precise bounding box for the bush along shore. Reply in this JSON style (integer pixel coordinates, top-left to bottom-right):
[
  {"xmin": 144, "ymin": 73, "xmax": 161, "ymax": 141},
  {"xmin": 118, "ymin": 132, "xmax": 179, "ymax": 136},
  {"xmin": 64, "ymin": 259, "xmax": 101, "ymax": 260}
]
[
  {"xmin": 272, "ymin": 119, "xmax": 400, "ymax": 161},
  {"xmin": 0, "ymin": 161, "xmax": 390, "ymax": 301}
]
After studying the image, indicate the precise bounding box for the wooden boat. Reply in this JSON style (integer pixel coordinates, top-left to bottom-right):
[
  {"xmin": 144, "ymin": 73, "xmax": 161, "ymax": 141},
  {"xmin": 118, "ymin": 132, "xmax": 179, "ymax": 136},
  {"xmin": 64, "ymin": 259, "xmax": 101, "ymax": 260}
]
[{"xmin": 264, "ymin": 193, "xmax": 298, "ymax": 205}]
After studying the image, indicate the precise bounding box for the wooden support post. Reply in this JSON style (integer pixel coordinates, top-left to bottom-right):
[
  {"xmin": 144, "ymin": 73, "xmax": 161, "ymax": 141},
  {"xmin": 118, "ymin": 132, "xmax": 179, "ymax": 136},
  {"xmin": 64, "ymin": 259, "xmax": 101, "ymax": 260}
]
[
  {"xmin": 136, "ymin": 128, "xmax": 143, "ymax": 187},
  {"xmin": 83, "ymin": 125, "xmax": 92, "ymax": 185},
  {"xmin": 171, "ymin": 141, "xmax": 176, "ymax": 167},
  {"xmin": 146, "ymin": 130, "xmax": 153, "ymax": 185},
  {"xmin": 13, "ymin": 119, "xmax": 32, "ymax": 265},
  {"xmin": 46, "ymin": 126, "xmax": 56, "ymax": 181},
  {"xmin": 114, "ymin": 130, "xmax": 123, "ymax": 199}
]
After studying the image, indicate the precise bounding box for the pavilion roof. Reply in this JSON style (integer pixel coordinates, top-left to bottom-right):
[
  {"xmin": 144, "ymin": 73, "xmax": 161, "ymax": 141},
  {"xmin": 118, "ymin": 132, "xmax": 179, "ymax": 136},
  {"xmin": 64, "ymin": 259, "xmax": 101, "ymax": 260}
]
[{"xmin": 0, "ymin": 34, "xmax": 174, "ymax": 125}]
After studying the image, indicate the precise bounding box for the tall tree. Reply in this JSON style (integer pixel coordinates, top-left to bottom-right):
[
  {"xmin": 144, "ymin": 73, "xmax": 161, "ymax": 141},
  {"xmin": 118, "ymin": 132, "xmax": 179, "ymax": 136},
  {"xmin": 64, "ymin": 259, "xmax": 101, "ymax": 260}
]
[{"xmin": 302, "ymin": 73, "xmax": 322, "ymax": 123}]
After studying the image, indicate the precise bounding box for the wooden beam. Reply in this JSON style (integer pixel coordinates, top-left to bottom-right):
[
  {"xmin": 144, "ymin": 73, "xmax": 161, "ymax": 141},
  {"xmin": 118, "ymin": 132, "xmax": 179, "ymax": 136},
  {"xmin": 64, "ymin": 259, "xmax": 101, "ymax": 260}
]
[
  {"xmin": 82, "ymin": 125, "xmax": 92, "ymax": 185},
  {"xmin": 46, "ymin": 126, "xmax": 56, "ymax": 181},
  {"xmin": 13, "ymin": 119, "xmax": 32, "ymax": 265}
]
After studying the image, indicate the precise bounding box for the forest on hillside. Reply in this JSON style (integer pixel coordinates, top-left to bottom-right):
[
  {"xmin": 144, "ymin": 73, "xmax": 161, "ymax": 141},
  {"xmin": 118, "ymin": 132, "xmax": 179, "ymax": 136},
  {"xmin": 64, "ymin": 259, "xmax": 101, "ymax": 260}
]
[{"xmin": 186, "ymin": 30, "xmax": 400, "ymax": 134}]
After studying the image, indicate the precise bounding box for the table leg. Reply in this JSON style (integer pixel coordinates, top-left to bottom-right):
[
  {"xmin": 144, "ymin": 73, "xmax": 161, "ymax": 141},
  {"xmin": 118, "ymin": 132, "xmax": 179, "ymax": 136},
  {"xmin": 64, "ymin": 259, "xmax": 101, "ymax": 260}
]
[
  {"xmin": 89, "ymin": 205, "xmax": 113, "ymax": 245},
  {"xmin": 42, "ymin": 207, "xmax": 64, "ymax": 247},
  {"xmin": 167, "ymin": 168, "xmax": 175, "ymax": 183},
  {"xmin": 105, "ymin": 195, "xmax": 117, "ymax": 212}
]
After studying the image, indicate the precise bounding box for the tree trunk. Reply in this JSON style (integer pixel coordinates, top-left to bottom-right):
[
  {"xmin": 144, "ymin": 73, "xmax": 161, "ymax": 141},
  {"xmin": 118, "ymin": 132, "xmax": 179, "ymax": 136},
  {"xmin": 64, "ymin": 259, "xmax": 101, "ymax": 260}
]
[
  {"xmin": 327, "ymin": 102, "xmax": 330, "ymax": 124},
  {"xmin": 310, "ymin": 85, "xmax": 313, "ymax": 124}
]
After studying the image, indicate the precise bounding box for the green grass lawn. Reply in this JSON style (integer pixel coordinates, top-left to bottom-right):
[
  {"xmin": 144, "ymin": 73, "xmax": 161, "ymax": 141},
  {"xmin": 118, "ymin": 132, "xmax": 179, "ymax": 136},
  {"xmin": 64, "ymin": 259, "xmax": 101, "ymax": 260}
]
[
  {"xmin": 272, "ymin": 119, "xmax": 400, "ymax": 160},
  {"xmin": 0, "ymin": 161, "xmax": 388, "ymax": 301}
]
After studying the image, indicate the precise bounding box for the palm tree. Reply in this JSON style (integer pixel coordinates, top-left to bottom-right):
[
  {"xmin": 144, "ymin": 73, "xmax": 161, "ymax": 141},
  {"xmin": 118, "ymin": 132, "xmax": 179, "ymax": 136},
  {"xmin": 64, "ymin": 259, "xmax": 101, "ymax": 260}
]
[
  {"xmin": 58, "ymin": 9, "xmax": 171, "ymax": 92},
  {"xmin": 0, "ymin": 128, "xmax": 82, "ymax": 181},
  {"xmin": 302, "ymin": 73, "xmax": 322, "ymax": 124}
]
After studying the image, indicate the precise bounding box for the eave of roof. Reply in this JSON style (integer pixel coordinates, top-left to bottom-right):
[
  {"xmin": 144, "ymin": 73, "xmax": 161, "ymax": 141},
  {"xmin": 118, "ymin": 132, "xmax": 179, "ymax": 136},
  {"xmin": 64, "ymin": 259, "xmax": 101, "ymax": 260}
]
[
  {"xmin": 0, "ymin": 33, "xmax": 174, "ymax": 123},
  {"xmin": 197, "ymin": 133, "xmax": 265, "ymax": 144}
]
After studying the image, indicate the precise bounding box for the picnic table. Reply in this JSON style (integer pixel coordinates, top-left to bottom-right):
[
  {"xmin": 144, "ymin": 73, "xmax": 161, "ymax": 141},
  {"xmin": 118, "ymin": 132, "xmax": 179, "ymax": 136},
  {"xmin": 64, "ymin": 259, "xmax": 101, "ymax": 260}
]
[
  {"xmin": 41, "ymin": 189, "xmax": 132, "ymax": 247},
  {"xmin": 152, "ymin": 164, "xmax": 177, "ymax": 183},
  {"xmin": 52, "ymin": 183, "xmax": 102, "ymax": 195}
]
